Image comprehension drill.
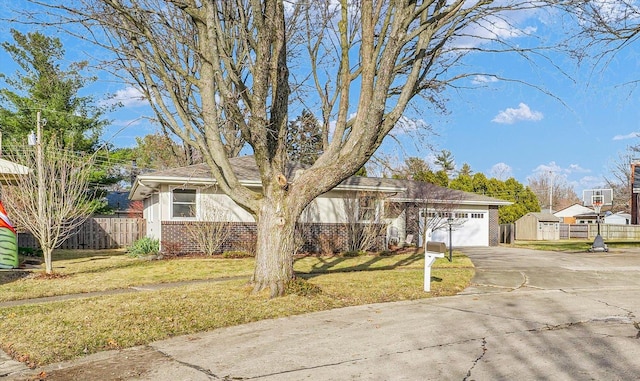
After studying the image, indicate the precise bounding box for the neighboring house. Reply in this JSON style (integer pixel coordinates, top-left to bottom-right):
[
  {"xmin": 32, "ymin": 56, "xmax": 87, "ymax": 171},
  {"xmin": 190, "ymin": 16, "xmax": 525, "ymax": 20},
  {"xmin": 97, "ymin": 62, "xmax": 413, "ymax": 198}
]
[
  {"xmin": 574, "ymin": 212, "xmax": 599, "ymax": 224},
  {"xmin": 515, "ymin": 212, "xmax": 561, "ymax": 241},
  {"xmin": 553, "ymin": 203, "xmax": 595, "ymax": 224},
  {"xmin": 604, "ymin": 212, "xmax": 631, "ymax": 225},
  {"xmin": 129, "ymin": 156, "xmax": 511, "ymax": 254}
]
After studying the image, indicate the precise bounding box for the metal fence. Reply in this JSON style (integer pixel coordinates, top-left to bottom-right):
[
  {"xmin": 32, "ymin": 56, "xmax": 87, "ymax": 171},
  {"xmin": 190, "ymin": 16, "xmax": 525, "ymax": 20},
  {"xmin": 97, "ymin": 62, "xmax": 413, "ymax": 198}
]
[{"xmin": 18, "ymin": 217, "xmax": 146, "ymax": 250}]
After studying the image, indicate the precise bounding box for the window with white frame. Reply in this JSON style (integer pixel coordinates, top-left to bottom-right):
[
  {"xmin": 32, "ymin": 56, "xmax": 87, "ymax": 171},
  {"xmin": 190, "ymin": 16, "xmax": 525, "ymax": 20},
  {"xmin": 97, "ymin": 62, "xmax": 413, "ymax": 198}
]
[
  {"xmin": 172, "ymin": 189, "xmax": 197, "ymax": 218},
  {"xmin": 358, "ymin": 195, "xmax": 380, "ymax": 222}
]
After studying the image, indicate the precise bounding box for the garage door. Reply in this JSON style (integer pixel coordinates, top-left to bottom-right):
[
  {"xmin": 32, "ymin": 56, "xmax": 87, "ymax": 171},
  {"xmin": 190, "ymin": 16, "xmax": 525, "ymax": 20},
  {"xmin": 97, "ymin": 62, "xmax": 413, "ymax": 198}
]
[{"xmin": 419, "ymin": 209, "xmax": 489, "ymax": 247}]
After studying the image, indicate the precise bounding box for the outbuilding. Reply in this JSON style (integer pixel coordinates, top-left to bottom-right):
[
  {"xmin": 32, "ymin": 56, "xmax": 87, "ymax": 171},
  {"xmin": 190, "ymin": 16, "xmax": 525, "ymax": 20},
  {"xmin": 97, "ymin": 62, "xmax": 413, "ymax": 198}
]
[{"xmin": 515, "ymin": 212, "xmax": 561, "ymax": 241}]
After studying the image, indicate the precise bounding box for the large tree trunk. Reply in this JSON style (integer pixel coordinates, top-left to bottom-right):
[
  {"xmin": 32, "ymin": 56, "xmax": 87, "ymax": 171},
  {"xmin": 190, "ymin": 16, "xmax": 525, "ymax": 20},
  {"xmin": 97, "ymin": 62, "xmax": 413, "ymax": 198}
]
[{"xmin": 251, "ymin": 200, "xmax": 297, "ymax": 298}]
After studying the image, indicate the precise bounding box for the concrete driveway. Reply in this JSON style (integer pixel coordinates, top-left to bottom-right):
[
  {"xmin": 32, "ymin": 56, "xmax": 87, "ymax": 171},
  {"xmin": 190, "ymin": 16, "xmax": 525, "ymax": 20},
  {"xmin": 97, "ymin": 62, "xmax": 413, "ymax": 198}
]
[{"xmin": 8, "ymin": 246, "xmax": 640, "ymax": 380}]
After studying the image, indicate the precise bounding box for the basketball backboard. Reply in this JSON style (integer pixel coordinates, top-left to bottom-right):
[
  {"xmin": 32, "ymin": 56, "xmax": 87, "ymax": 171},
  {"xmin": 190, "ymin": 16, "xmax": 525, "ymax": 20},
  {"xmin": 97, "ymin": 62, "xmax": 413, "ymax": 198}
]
[{"xmin": 582, "ymin": 189, "xmax": 613, "ymax": 207}]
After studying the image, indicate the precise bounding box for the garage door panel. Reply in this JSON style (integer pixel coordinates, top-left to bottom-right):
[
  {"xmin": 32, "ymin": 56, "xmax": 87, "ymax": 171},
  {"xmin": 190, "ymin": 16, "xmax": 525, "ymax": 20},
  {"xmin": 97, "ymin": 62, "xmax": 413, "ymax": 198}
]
[{"xmin": 421, "ymin": 209, "xmax": 489, "ymax": 247}]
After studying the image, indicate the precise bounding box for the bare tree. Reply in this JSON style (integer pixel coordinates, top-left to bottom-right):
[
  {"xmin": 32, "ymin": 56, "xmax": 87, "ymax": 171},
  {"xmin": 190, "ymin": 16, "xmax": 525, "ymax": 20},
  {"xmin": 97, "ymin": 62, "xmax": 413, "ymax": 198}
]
[
  {"xmin": 405, "ymin": 183, "xmax": 466, "ymax": 245},
  {"xmin": 0, "ymin": 139, "xmax": 97, "ymax": 274},
  {"xmin": 604, "ymin": 147, "xmax": 635, "ymax": 213},
  {"xmin": 528, "ymin": 172, "xmax": 580, "ymax": 212},
  {"xmin": 343, "ymin": 192, "xmax": 388, "ymax": 253},
  {"xmin": 560, "ymin": 1, "xmax": 640, "ymax": 58},
  {"xmin": 184, "ymin": 200, "xmax": 231, "ymax": 256},
  {"xmin": 21, "ymin": 0, "xmax": 562, "ymax": 296}
]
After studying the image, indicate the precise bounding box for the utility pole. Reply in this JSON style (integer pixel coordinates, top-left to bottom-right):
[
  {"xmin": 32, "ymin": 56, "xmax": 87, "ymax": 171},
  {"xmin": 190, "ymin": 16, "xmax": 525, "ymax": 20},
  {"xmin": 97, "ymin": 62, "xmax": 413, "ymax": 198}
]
[
  {"xmin": 549, "ymin": 170, "xmax": 554, "ymax": 214},
  {"xmin": 36, "ymin": 111, "xmax": 46, "ymax": 260}
]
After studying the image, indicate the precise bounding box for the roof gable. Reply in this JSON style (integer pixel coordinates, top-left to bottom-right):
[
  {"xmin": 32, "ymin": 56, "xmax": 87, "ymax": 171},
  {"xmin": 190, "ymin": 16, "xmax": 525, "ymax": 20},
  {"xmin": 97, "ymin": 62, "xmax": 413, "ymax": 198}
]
[
  {"xmin": 553, "ymin": 203, "xmax": 594, "ymax": 217},
  {"xmin": 525, "ymin": 212, "xmax": 562, "ymax": 222}
]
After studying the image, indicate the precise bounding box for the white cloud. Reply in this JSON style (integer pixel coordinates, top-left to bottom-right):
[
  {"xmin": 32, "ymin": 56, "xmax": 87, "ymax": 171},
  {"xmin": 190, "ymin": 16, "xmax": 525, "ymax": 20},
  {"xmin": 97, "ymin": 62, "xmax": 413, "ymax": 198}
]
[
  {"xmin": 533, "ymin": 161, "xmax": 562, "ymax": 175},
  {"xmin": 471, "ymin": 75, "xmax": 499, "ymax": 85},
  {"xmin": 577, "ymin": 0, "xmax": 640, "ymax": 26},
  {"xmin": 490, "ymin": 162, "xmax": 512, "ymax": 180},
  {"xmin": 566, "ymin": 164, "xmax": 591, "ymax": 174},
  {"xmin": 101, "ymin": 86, "xmax": 147, "ymax": 108},
  {"xmin": 532, "ymin": 161, "xmax": 590, "ymax": 176},
  {"xmin": 492, "ymin": 103, "xmax": 543, "ymax": 124},
  {"xmin": 394, "ymin": 116, "xmax": 429, "ymax": 134},
  {"xmin": 578, "ymin": 175, "xmax": 605, "ymax": 189},
  {"xmin": 613, "ymin": 132, "xmax": 640, "ymax": 141},
  {"xmin": 452, "ymin": 9, "xmax": 539, "ymax": 49}
]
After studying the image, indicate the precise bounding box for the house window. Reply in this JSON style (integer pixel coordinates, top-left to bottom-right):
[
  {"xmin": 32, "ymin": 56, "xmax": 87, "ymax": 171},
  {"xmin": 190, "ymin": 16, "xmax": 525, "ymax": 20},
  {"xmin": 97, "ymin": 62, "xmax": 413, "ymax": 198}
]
[
  {"xmin": 358, "ymin": 196, "xmax": 380, "ymax": 222},
  {"xmin": 172, "ymin": 189, "xmax": 196, "ymax": 218},
  {"xmin": 471, "ymin": 213, "xmax": 484, "ymax": 219}
]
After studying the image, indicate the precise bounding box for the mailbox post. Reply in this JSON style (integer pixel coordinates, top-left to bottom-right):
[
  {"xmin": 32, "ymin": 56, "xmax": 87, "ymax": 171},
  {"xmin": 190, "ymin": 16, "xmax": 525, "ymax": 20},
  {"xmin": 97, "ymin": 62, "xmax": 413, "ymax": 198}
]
[
  {"xmin": 447, "ymin": 216, "xmax": 454, "ymax": 262},
  {"xmin": 423, "ymin": 228, "xmax": 445, "ymax": 292}
]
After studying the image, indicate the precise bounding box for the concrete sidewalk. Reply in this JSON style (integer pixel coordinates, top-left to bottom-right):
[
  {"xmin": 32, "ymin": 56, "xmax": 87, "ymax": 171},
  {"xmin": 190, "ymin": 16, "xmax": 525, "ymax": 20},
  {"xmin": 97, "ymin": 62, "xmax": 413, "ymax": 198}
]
[{"xmin": 5, "ymin": 246, "xmax": 640, "ymax": 380}]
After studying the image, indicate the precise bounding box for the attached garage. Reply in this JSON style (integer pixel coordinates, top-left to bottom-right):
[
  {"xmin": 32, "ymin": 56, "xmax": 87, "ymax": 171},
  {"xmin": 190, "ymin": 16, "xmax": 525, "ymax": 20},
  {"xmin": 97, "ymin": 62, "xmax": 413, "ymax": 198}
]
[{"xmin": 385, "ymin": 180, "xmax": 511, "ymax": 248}]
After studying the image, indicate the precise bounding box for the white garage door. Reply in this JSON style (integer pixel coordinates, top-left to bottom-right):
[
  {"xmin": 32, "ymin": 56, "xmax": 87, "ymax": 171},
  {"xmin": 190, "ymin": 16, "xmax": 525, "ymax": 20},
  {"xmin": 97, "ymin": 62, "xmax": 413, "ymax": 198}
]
[{"xmin": 420, "ymin": 209, "xmax": 489, "ymax": 247}]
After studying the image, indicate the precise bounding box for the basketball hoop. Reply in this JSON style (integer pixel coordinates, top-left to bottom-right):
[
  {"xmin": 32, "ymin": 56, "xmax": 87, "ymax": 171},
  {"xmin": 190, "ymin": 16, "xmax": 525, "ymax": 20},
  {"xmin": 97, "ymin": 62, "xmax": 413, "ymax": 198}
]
[{"xmin": 593, "ymin": 201, "xmax": 602, "ymax": 215}]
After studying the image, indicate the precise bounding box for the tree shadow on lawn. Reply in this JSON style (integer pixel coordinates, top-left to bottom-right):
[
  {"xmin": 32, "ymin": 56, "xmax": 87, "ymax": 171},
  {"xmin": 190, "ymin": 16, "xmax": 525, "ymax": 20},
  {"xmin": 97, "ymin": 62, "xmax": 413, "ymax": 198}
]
[
  {"xmin": 295, "ymin": 249, "xmax": 424, "ymax": 279},
  {"xmin": 64, "ymin": 257, "xmax": 153, "ymax": 275}
]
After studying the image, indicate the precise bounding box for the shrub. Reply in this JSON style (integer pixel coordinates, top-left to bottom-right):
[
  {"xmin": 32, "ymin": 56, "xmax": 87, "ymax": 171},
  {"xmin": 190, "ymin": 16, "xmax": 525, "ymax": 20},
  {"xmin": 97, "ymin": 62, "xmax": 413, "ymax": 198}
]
[
  {"xmin": 342, "ymin": 250, "xmax": 366, "ymax": 257},
  {"xmin": 285, "ymin": 278, "xmax": 322, "ymax": 296},
  {"xmin": 221, "ymin": 250, "xmax": 254, "ymax": 259},
  {"xmin": 127, "ymin": 237, "xmax": 160, "ymax": 258},
  {"xmin": 18, "ymin": 247, "xmax": 42, "ymax": 257}
]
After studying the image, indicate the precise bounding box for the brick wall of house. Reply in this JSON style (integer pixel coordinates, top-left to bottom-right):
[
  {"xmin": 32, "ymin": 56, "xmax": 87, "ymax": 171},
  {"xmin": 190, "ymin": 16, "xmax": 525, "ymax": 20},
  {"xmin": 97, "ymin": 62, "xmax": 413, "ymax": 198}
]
[
  {"xmin": 404, "ymin": 203, "xmax": 421, "ymax": 239},
  {"xmin": 488, "ymin": 206, "xmax": 499, "ymax": 246},
  {"xmin": 161, "ymin": 221, "xmax": 386, "ymax": 255}
]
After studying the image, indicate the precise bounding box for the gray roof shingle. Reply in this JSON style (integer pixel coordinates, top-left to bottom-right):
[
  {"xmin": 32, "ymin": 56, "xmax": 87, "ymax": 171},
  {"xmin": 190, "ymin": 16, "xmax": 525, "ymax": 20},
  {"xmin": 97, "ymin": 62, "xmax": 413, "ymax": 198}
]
[{"xmin": 131, "ymin": 156, "xmax": 511, "ymax": 206}]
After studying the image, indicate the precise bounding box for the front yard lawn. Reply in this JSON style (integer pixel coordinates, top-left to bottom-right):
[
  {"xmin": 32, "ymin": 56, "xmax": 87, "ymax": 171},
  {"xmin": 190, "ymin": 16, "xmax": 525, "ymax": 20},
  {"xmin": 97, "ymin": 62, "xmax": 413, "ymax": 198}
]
[{"xmin": 0, "ymin": 249, "xmax": 473, "ymax": 367}]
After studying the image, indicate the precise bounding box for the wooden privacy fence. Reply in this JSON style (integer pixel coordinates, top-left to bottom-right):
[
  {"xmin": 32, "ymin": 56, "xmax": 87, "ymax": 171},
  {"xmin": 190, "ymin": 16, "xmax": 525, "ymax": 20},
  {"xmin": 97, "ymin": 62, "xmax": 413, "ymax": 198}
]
[
  {"xmin": 18, "ymin": 217, "xmax": 146, "ymax": 250},
  {"xmin": 499, "ymin": 224, "xmax": 515, "ymax": 244},
  {"xmin": 560, "ymin": 223, "xmax": 640, "ymax": 240}
]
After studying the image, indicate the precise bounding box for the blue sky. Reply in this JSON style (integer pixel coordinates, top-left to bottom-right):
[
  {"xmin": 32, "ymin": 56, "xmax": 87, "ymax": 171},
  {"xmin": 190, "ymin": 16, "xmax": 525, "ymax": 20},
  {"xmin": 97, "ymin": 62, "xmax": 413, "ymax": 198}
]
[{"xmin": 1, "ymin": 1, "xmax": 639, "ymax": 200}]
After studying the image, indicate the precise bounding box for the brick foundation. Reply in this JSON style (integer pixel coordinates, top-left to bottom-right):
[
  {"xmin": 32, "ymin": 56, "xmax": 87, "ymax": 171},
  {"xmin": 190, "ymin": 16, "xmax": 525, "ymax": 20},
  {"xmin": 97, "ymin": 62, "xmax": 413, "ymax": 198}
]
[{"xmin": 161, "ymin": 221, "xmax": 386, "ymax": 255}]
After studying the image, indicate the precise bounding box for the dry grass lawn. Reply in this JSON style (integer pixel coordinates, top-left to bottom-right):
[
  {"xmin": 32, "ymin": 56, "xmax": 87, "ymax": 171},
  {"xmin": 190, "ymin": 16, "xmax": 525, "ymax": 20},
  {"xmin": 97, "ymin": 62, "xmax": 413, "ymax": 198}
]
[{"xmin": 0, "ymin": 249, "xmax": 473, "ymax": 367}]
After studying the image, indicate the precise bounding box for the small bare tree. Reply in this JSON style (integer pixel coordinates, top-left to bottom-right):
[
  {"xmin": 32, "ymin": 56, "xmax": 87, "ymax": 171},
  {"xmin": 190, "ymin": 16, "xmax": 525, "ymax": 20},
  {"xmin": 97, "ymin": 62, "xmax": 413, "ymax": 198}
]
[
  {"xmin": 403, "ymin": 182, "xmax": 466, "ymax": 245},
  {"xmin": 0, "ymin": 138, "xmax": 97, "ymax": 274},
  {"xmin": 183, "ymin": 200, "xmax": 231, "ymax": 255},
  {"xmin": 343, "ymin": 192, "xmax": 388, "ymax": 253},
  {"xmin": 604, "ymin": 147, "xmax": 635, "ymax": 213}
]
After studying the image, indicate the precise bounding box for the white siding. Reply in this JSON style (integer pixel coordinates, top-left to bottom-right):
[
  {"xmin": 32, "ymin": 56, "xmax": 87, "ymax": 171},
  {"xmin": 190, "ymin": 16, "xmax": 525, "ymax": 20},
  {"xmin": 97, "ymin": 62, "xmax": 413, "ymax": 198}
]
[{"xmin": 144, "ymin": 193, "xmax": 161, "ymax": 239}]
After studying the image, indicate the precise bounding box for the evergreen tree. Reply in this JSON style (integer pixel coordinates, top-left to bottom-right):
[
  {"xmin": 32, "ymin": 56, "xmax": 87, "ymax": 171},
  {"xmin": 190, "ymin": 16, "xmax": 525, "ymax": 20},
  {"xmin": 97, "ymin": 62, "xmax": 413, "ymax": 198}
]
[
  {"xmin": 435, "ymin": 149, "xmax": 455, "ymax": 173},
  {"xmin": 0, "ymin": 30, "xmax": 106, "ymax": 151},
  {"xmin": 287, "ymin": 110, "xmax": 322, "ymax": 165},
  {"xmin": 458, "ymin": 163, "xmax": 473, "ymax": 177},
  {"xmin": 450, "ymin": 172, "xmax": 540, "ymax": 224}
]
